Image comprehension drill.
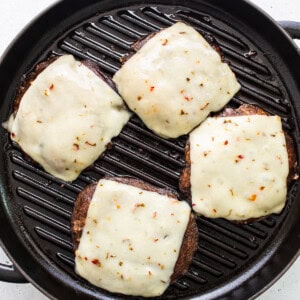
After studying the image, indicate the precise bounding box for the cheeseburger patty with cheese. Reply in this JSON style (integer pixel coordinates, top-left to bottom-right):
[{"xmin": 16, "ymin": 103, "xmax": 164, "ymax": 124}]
[
  {"xmin": 4, "ymin": 55, "xmax": 131, "ymax": 181},
  {"xmin": 113, "ymin": 22, "xmax": 241, "ymax": 139},
  {"xmin": 180, "ymin": 104, "xmax": 297, "ymax": 221}
]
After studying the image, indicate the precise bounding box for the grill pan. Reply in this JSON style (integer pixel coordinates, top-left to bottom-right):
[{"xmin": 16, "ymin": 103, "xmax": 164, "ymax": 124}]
[{"xmin": 0, "ymin": 0, "xmax": 300, "ymax": 299}]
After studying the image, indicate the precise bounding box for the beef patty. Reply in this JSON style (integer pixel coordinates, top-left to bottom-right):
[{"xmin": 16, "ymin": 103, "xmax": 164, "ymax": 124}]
[
  {"xmin": 179, "ymin": 104, "xmax": 298, "ymax": 222},
  {"xmin": 71, "ymin": 176, "xmax": 199, "ymax": 282}
]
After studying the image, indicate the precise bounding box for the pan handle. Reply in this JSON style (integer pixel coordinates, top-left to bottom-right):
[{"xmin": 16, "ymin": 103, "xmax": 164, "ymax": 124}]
[
  {"xmin": 0, "ymin": 243, "xmax": 27, "ymax": 283},
  {"xmin": 278, "ymin": 21, "xmax": 300, "ymax": 39},
  {"xmin": 0, "ymin": 262, "xmax": 27, "ymax": 283}
]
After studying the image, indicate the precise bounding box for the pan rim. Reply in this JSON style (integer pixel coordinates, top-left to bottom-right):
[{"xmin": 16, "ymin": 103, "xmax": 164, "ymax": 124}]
[{"xmin": 0, "ymin": 0, "xmax": 299, "ymax": 299}]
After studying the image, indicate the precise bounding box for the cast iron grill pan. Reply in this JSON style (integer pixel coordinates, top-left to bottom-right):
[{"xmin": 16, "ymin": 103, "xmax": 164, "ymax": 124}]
[{"xmin": 0, "ymin": 1, "xmax": 299, "ymax": 299}]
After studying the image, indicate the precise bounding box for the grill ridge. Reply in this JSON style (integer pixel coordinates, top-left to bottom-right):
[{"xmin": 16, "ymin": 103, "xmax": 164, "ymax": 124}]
[
  {"xmin": 199, "ymin": 229, "xmax": 248, "ymax": 259},
  {"xmin": 197, "ymin": 247, "xmax": 236, "ymax": 269},
  {"xmin": 24, "ymin": 206, "xmax": 70, "ymax": 234},
  {"xmin": 11, "ymin": 153, "xmax": 81, "ymax": 191},
  {"xmin": 35, "ymin": 227, "xmax": 73, "ymax": 252},
  {"xmin": 13, "ymin": 171, "xmax": 74, "ymax": 205},
  {"xmin": 18, "ymin": 188, "xmax": 71, "ymax": 219},
  {"xmin": 57, "ymin": 253, "xmax": 75, "ymax": 267},
  {"xmin": 197, "ymin": 218, "xmax": 259, "ymax": 250},
  {"xmin": 192, "ymin": 259, "xmax": 223, "ymax": 277}
]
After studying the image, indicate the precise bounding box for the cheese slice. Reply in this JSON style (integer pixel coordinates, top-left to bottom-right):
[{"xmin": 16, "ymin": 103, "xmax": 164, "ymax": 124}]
[
  {"xmin": 75, "ymin": 179, "xmax": 191, "ymax": 297},
  {"xmin": 189, "ymin": 115, "xmax": 289, "ymax": 220},
  {"xmin": 5, "ymin": 55, "xmax": 131, "ymax": 181},
  {"xmin": 113, "ymin": 22, "xmax": 241, "ymax": 139}
]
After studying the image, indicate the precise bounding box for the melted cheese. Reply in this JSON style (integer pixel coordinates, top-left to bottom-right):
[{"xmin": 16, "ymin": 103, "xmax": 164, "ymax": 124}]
[
  {"xmin": 75, "ymin": 179, "xmax": 191, "ymax": 297},
  {"xmin": 190, "ymin": 115, "xmax": 289, "ymax": 220},
  {"xmin": 113, "ymin": 22, "xmax": 241, "ymax": 139},
  {"xmin": 6, "ymin": 55, "xmax": 131, "ymax": 181}
]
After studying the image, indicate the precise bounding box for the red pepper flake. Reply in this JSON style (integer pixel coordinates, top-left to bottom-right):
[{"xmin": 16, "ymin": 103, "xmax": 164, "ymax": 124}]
[
  {"xmin": 148, "ymin": 271, "xmax": 152, "ymax": 276},
  {"xmin": 184, "ymin": 96, "xmax": 191, "ymax": 101},
  {"xmin": 154, "ymin": 238, "xmax": 159, "ymax": 242},
  {"xmin": 192, "ymin": 203, "xmax": 196, "ymax": 207},
  {"xmin": 248, "ymin": 194, "xmax": 257, "ymax": 201},
  {"xmin": 11, "ymin": 132, "xmax": 16, "ymax": 138},
  {"xmin": 85, "ymin": 141, "xmax": 96, "ymax": 146},
  {"xmin": 73, "ymin": 143, "xmax": 80, "ymax": 151},
  {"xmin": 150, "ymin": 86, "xmax": 155, "ymax": 92},
  {"xmin": 137, "ymin": 96, "xmax": 142, "ymax": 101},
  {"xmin": 186, "ymin": 77, "xmax": 190, "ymax": 82},
  {"xmin": 200, "ymin": 102, "xmax": 209, "ymax": 110},
  {"xmin": 180, "ymin": 89, "xmax": 185, "ymax": 94},
  {"xmin": 224, "ymin": 140, "xmax": 228, "ymax": 145},
  {"xmin": 199, "ymin": 83, "xmax": 204, "ymax": 87},
  {"xmin": 91, "ymin": 259, "xmax": 101, "ymax": 267},
  {"xmin": 213, "ymin": 209, "xmax": 217, "ymax": 213},
  {"xmin": 208, "ymin": 184, "xmax": 211, "ymax": 188},
  {"xmin": 237, "ymin": 155, "xmax": 244, "ymax": 159},
  {"xmin": 129, "ymin": 247, "xmax": 134, "ymax": 251},
  {"xmin": 84, "ymin": 257, "xmax": 88, "ymax": 261},
  {"xmin": 36, "ymin": 120, "xmax": 42, "ymax": 123},
  {"xmin": 49, "ymin": 84, "xmax": 54, "ymax": 90},
  {"xmin": 203, "ymin": 151, "xmax": 210, "ymax": 157},
  {"xmin": 180, "ymin": 109, "xmax": 188, "ymax": 115},
  {"xmin": 259, "ymin": 186, "xmax": 265, "ymax": 191},
  {"xmin": 161, "ymin": 38, "xmax": 168, "ymax": 46},
  {"xmin": 153, "ymin": 211, "xmax": 157, "ymax": 219}
]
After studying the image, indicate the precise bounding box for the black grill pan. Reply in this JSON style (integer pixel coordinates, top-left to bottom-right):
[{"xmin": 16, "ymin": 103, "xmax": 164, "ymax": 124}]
[{"xmin": 0, "ymin": 0, "xmax": 299, "ymax": 299}]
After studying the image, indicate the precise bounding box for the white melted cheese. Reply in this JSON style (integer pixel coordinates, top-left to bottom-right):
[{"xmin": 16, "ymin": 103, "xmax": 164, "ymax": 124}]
[
  {"xmin": 6, "ymin": 55, "xmax": 131, "ymax": 181},
  {"xmin": 190, "ymin": 115, "xmax": 289, "ymax": 220},
  {"xmin": 75, "ymin": 179, "xmax": 191, "ymax": 297},
  {"xmin": 113, "ymin": 22, "xmax": 241, "ymax": 139}
]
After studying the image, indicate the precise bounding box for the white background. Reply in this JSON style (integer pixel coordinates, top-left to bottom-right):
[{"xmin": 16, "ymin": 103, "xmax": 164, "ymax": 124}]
[{"xmin": 0, "ymin": 0, "xmax": 299, "ymax": 299}]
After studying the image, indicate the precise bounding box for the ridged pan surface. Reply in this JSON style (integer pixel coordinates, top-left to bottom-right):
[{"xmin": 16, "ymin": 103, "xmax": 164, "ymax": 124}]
[{"xmin": 0, "ymin": 1, "xmax": 299, "ymax": 299}]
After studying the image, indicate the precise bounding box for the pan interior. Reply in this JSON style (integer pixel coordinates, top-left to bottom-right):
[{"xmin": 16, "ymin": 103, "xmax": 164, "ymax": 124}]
[{"xmin": 1, "ymin": 1, "xmax": 299, "ymax": 299}]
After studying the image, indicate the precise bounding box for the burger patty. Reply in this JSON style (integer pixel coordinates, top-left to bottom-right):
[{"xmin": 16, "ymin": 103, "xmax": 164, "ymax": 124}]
[
  {"xmin": 71, "ymin": 176, "xmax": 199, "ymax": 282},
  {"xmin": 179, "ymin": 104, "xmax": 298, "ymax": 204}
]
